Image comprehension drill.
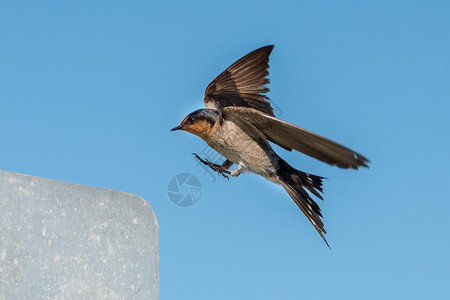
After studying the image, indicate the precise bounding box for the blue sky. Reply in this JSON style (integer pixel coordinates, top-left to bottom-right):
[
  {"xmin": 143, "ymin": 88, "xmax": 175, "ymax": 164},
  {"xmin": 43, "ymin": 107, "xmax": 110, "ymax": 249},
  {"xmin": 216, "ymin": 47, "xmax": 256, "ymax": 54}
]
[{"xmin": 1, "ymin": 1, "xmax": 449, "ymax": 299}]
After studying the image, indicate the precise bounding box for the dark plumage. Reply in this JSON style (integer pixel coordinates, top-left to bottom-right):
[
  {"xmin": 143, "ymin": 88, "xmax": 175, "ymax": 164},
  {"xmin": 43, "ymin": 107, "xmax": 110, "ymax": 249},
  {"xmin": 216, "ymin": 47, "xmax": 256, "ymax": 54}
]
[
  {"xmin": 185, "ymin": 109, "xmax": 220, "ymax": 127},
  {"xmin": 204, "ymin": 46, "xmax": 274, "ymax": 116},
  {"xmin": 172, "ymin": 45, "xmax": 369, "ymax": 247}
]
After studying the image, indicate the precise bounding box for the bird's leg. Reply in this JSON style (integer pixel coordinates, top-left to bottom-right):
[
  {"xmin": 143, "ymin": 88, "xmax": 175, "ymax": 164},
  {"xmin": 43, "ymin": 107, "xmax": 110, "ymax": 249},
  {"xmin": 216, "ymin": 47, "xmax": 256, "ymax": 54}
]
[
  {"xmin": 221, "ymin": 159, "xmax": 233, "ymax": 170},
  {"xmin": 193, "ymin": 153, "xmax": 231, "ymax": 179},
  {"xmin": 230, "ymin": 163, "xmax": 245, "ymax": 177}
]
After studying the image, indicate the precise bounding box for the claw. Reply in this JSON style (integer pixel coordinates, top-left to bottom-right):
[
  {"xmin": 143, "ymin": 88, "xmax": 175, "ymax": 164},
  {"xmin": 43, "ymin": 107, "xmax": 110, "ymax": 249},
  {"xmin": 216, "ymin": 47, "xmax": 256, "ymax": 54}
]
[{"xmin": 193, "ymin": 153, "xmax": 231, "ymax": 180}]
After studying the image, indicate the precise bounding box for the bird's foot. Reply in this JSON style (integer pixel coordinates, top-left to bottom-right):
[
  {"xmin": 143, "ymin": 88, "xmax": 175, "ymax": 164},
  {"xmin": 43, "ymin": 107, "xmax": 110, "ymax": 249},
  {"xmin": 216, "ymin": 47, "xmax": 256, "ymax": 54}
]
[{"xmin": 193, "ymin": 153, "xmax": 231, "ymax": 180}]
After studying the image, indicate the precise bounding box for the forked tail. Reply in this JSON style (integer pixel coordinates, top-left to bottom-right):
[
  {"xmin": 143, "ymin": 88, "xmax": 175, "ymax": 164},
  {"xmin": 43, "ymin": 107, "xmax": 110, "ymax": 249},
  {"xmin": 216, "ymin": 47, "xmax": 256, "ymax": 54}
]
[{"xmin": 277, "ymin": 158, "xmax": 330, "ymax": 248}]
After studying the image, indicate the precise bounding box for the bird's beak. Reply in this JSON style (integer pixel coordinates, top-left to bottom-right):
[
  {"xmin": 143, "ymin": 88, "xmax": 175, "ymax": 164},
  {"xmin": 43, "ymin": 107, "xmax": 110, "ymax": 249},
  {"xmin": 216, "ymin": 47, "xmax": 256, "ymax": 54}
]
[{"xmin": 171, "ymin": 125, "xmax": 183, "ymax": 131}]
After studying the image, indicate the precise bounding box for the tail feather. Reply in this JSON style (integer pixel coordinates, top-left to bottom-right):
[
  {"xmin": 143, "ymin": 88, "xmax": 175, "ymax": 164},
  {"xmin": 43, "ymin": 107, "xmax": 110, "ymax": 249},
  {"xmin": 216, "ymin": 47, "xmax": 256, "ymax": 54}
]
[{"xmin": 277, "ymin": 158, "xmax": 330, "ymax": 248}]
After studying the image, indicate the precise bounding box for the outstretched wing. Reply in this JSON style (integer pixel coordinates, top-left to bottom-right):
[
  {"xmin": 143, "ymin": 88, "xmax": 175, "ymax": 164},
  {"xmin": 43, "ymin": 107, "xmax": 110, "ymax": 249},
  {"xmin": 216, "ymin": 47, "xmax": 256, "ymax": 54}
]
[
  {"xmin": 204, "ymin": 45, "xmax": 275, "ymax": 116},
  {"xmin": 223, "ymin": 106, "xmax": 370, "ymax": 169}
]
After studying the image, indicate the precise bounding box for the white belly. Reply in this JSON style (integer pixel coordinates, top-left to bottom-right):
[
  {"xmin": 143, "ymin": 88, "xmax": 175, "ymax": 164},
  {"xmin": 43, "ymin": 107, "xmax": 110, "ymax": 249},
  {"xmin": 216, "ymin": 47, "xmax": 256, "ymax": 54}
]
[{"xmin": 206, "ymin": 119, "xmax": 279, "ymax": 177}]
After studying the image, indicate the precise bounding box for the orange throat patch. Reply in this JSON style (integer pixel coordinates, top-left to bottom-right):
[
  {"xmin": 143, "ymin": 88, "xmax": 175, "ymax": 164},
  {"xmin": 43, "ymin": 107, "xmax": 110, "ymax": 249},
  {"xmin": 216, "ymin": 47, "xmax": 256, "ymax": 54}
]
[{"xmin": 183, "ymin": 120, "xmax": 214, "ymax": 140}]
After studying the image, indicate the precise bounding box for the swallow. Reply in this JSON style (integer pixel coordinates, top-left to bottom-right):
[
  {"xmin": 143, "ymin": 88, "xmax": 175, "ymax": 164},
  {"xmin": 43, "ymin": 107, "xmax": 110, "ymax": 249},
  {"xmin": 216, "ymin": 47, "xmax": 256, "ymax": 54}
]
[{"xmin": 171, "ymin": 45, "xmax": 369, "ymax": 247}]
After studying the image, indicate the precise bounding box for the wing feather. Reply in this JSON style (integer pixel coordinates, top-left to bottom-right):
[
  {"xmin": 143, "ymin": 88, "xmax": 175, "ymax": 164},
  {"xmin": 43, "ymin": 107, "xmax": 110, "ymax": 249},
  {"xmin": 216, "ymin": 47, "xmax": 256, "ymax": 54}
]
[
  {"xmin": 204, "ymin": 45, "xmax": 275, "ymax": 116},
  {"xmin": 223, "ymin": 107, "xmax": 370, "ymax": 169}
]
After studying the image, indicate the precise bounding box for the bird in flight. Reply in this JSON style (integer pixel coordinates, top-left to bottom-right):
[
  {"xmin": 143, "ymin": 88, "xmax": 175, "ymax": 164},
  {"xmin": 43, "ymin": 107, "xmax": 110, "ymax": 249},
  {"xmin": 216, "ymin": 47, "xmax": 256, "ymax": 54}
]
[{"xmin": 171, "ymin": 45, "xmax": 369, "ymax": 247}]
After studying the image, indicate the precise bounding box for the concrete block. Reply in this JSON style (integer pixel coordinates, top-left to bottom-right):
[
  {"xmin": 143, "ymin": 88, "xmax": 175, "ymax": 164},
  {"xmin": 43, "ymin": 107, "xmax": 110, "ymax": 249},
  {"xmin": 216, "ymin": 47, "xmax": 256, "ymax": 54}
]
[{"xmin": 0, "ymin": 171, "xmax": 159, "ymax": 299}]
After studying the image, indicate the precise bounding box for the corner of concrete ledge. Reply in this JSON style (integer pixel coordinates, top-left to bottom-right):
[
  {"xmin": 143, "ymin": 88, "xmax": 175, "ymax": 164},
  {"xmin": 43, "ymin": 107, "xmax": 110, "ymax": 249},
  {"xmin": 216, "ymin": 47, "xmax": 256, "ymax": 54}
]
[{"xmin": 0, "ymin": 170, "xmax": 159, "ymax": 300}]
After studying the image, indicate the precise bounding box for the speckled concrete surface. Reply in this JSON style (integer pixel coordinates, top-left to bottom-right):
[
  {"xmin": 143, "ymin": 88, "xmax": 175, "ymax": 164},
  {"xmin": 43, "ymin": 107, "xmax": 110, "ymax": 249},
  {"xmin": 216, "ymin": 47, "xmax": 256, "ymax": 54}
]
[{"xmin": 0, "ymin": 171, "xmax": 159, "ymax": 299}]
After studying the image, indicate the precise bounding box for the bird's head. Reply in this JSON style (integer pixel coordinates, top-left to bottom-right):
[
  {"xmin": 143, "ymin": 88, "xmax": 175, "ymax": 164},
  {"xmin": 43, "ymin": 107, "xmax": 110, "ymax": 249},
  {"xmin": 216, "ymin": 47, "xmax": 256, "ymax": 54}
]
[{"xmin": 171, "ymin": 109, "xmax": 219, "ymax": 140}]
